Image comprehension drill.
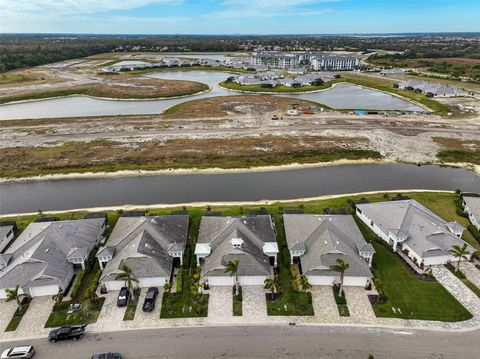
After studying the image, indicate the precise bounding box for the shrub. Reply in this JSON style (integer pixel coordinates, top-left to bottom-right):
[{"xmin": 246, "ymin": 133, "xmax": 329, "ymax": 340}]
[{"xmin": 289, "ymin": 264, "xmax": 297, "ymax": 280}]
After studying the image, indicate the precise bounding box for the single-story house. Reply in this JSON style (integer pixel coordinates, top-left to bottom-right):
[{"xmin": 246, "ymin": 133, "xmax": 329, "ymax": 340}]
[
  {"xmin": 0, "ymin": 218, "xmax": 106, "ymax": 298},
  {"xmin": 0, "ymin": 222, "xmax": 16, "ymax": 253},
  {"xmin": 462, "ymin": 193, "xmax": 480, "ymax": 231},
  {"xmin": 356, "ymin": 200, "xmax": 474, "ymax": 267},
  {"xmin": 195, "ymin": 215, "xmax": 278, "ymax": 286},
  {"xmin": 97, "ymin": 215, "xmax": 189, "ymax": 291},
  {"xmin": 283, "ymin": 214, "xmax": 374, "ymax": 287}
]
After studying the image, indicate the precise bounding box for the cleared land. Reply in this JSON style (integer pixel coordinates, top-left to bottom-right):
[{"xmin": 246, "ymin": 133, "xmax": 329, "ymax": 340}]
[
  {"xmin": 0, "ymin": 135, "xmax": 379, "ymax": 178},
  {"xmin": 369, "ymin": 57, "xmax": 480, "ymax": 80},
  {"xmin": 163, "ymin": 95, "xmax": 327, "ymax": 118}
]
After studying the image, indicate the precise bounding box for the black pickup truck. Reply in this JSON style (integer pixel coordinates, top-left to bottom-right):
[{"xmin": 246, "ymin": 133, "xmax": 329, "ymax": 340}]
[{"xmin": 48, "ymin": 324, "xmax": 87, "ymax": 343}]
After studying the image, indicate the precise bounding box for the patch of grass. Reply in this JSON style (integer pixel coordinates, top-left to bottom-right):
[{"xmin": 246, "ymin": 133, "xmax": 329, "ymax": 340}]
[
  {"xmin": 123, "ymin": 303, "xmax": 137, "ymax": 321},
  {"xmin": 45, "ymin": 298, "xmax": 105, "ymax": 328},
  {"xmin": 355, "ymin": 217, "xmax": 472, "ymax": 321},
  {"xmin": 0, "ymin": 73, "xmax": 33, "ymax": 84},
  {"xmin": 233, "ymin": 286, "xmax": 242, "ymax": 316},
  {"xmin": 5, "ymin": 302, "xmax": 30, "ymax": 332},
  {"xmin": 0, "ymin": 80, "xmax": 209, "ymax": 104},
  {"xmin": 445, "ymin": 263, "xmax": 480, "ymax": 299},
  {"xmin": 160, "ymin": 291, "xmax": 209, "ymax": 318},
  {"xmin": 437, "ymin": 151, "xmax": 480, "ymax": 165},
  {"xmin": 332, "ymin": 286, "xmax": 350, "ymax": 317}
]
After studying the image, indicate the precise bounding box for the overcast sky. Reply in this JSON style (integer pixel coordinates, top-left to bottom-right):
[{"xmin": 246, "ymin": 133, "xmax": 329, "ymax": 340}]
[{"xmin": 1, "ymin": 0, "xmax": 479, "ymax": 34}]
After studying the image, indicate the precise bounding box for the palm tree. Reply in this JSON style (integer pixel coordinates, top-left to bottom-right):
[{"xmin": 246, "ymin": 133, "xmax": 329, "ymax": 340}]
[
  {"xmin": 450, "ymin": 243, "xmax": 471, "ymax": 272},
  {"xmin": 264, "ymin": 275, "xmax": 279, "ymax": 299},
  {"xmin": 225, "ymin": 259, "xmax": 240, "ymax": 296},
  {"xmin": 115, "ymin": 264, "xmax": 139, "ymax": 302},
  {"xmin": 297, "ymin": 274, "xmax": 311, "ymax": 292},
  {"xmin": 5, "ymin": 285, "xmax": 31, "ymax": 309},
  {"xmin": 52, "ymin": 288, "xmax": 64, "ymax": 304},
  {"xmin": 330, "ymin": 258, "xmax": 350, "ymax": 298}
]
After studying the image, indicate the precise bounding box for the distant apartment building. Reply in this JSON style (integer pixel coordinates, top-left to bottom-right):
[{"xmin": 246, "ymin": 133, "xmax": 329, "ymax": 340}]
[
  {"xmin": 310, "ymin": 55, "xmax": 360, "ymax": 71},
  {"xmin": 251, "ymin": 51, "xmax": 360, "ymax": 71},
  {"xmin": 250, "ymin": 51, "xmax": 300, "ymax": 69}
]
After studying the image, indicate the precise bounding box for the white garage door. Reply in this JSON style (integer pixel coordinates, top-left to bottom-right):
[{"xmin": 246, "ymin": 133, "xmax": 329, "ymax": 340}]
[
  {"xmin": 139, "ymin": 277, "xmax": 166, "ymax": 288},
  {"xmin": 29, "ymin": 285, "xmax": 60, "ymax": 297},
  {"xmin": 104, "ymin": 280, "xmax": 124, "ymax": 291},
  {"xmin": 343, "ymin": 276, "xmax": 369, "ymax": 287},
  {"xmin": 239, "ymin": 276, "xmax": 268, "ymax": 286},
  {"xmin": 207, "ymin": 276, "xmax": 234, "ymax": 286},
  {"xmin": 308, "ymin": 275, "xmax": 335, "ymax": 286}
]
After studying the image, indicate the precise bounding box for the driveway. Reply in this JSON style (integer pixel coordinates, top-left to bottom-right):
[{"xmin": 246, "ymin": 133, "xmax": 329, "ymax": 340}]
[
  {"xmin": 128, "ymin": 287, "xmax": 164, "ymax": 328},
  {"xmin": 460, "ymin": 262, "xmax": 480, "ymax": 289},
  {"xmin": 311, "ymin": 286, "xmax": 340, "ymax": 322},
  {"xmin": 242, "ymin": 286, "xmax": 267, "ymax": 319},
  {"xmin": 92, "ymin": 291, "xmax": 126, "ymax": 331},
  {"xmin": 0, "ymin": 300, "xmax": 18, "ymax": 332},
  {"xmin": 343, "ymin": 287, "xmax": 376, "ymax": 324},
  {"xmin": 1, "ymin": 296, "xmax": 54, "ymax": 340},
  {"xmin": 208, "ymin": 286, "xmax": 232, "ymax": 322}
]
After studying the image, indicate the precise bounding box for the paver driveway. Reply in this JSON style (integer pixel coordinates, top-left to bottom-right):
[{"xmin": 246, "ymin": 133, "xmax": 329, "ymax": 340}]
[
  {"xmin": 129, "ymin": 287, "xmax": 163, "ymax": 327},
  {"xmin": 242, "ymin": 286, "xmax": 267, "ymax": 319},
  {"xmin": 11, "ymin": 297, "xmax": 53, "ymax": 338},
  {"xmin": 0, "ymin": 300, "xmax": 18, "ymax": 332},
  {"xmin": 93, "ymin": 291, "xmax": 126, "ymax": 331},
  {"xmin": 311, "ymin": 286, "xmax": 340, "ymax": 322},
  {"xmin": 343, "ymin": 287, "xmax": 376, "ymax": 324},
  {"xmin": 208, "ymin": 286, "xmax": 232, "ymax": 322}
]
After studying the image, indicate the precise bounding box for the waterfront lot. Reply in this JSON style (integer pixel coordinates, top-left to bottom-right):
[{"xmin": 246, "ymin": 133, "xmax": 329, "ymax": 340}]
[{"xmin": 1, "ymin": 191, "xmax": 479, "ymax": 337}]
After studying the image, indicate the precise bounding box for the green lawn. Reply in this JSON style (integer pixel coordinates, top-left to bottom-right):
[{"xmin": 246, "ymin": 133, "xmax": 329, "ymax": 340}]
[
  {"xmin": 45, "ymin": 298, "xmax": 105, "ymax": 328},
  {"xmin": 355, "ymin": 218, "xmax": 472, "ymax": 321},
  {"xmin": 333, "ymin": 287, "xmax": 350, "ymax": 317}
]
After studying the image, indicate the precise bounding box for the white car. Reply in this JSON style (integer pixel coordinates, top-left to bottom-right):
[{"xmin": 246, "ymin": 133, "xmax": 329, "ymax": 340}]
[{"xmin": 1, "ymin": 346, "xmax": 35, "ymax": 359}]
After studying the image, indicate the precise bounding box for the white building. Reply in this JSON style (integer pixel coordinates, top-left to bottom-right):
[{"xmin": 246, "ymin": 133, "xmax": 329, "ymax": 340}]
[
  {"xmin": 356, "ymin": 200, "xmax": 474, "ymax": 267},
  {"xmin": 310, "ymin": 55, "xmax": 360, "ymax": 71},
  {"xmin": 463, "ymin": 194, "xmax": 480, "ymax": 231},
  {"xmin": 283, "ymin": 214, "xmax": 374, "ymax": 287},
  {"xmin": 195, "ymin": 215, "xmax": 278, "ymax": 286},
  {"xmin": 0, "ymin": 218, "xmax": 106, "ymax": 298},
  {"xmin": 97, "ymin": 215, "xmax": 189, "ymax": 291}
]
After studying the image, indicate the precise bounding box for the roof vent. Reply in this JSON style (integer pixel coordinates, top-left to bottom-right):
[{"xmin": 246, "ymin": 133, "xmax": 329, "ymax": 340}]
[
  {"xmin": 45, "ymin": 248, "xmax": 49, "ymax": 253},
  {"xmin": 59, "ymin": 224, "xmax": 63, "ymax": 228},
  {"xmin": 231, "ymin": 237, "xmax": 244, "ymax": 249}
]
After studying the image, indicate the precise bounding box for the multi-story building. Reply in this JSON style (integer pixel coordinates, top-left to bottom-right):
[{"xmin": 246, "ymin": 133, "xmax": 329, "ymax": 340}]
[
  {"xmin": 310, "ymin": 55, "xmax": 360, "ymax": 71},
  {"xmin": 250, "ymin": 51, "xmax": 300, "ymax": 69}
]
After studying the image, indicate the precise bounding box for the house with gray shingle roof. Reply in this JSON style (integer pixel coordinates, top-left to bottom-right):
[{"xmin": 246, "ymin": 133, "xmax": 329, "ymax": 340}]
[
  {"xmin": 0, "ymin": 224, "xmax": 15, "ymax": 253},
  {"xmin": 356, "ymin": 200, "xmax": 474, "ymax": 267},
  {"xmin": 195, "ymin": 215, "xmax": 278, "ymax": 286},
  {"xmin": 97, "ymin": 215, "xmax": 189, "ymax": 291},
  {"xmin": 284, "ymin": 214, "xmax": 374, "ymax": 287},
  {"xmin": 462, "ymin": 193, "xmax": 480, "ymax": 231},
  {"xmin": 0, "ymin": 218, "xmax": 106, "ymax": 298}
]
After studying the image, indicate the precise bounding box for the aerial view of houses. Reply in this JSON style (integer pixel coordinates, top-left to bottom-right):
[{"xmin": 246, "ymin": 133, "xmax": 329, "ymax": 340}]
[{"xmin": 0, "ymin": 0, "xmax": 480, "ymax": 357}]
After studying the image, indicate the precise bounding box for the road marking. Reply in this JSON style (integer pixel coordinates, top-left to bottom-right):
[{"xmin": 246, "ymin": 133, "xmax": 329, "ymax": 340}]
[{"xmin": 392, "ymin": 330, "xmax": 414, "ymax": 335}]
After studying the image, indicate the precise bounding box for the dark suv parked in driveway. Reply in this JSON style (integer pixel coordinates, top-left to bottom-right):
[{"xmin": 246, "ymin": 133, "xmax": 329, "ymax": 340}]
[
  {"xmin": 142, "ymin": 287, "xmax": 159, "ymax": 312},
  {"xmin": 117, "ymin": 287, "xmax": 130, "ymax": 307}
]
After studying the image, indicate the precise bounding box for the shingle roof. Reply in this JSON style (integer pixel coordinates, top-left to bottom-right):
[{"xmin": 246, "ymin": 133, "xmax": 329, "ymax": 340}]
[
  {"xmin": 463, "ymin": 195, "xmax": 480, "ymax": 224},
  {"xmin": 0, "ymin": 225, "xmax": 13, "ymax": 239},
  {"xmin": 100, "ymin": 215, "xmax": 189, "ymax": 281},
  {"xmin": 0, "ymin": 218, "xmax": 105, "ymax": 291},
  {"xmin": 197, "ymin": 215, "xmax": 276, "ymax": 278},
  {"xmin": 283, "ymin": 214, "xmax": 373, "ymax": 278},
  {"xmin": 356, "ymin": 200, "xmax": 474, "ymax": 258}
]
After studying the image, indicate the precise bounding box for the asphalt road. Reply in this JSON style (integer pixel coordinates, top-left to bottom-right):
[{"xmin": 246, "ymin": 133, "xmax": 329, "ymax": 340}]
[{"xmin": 1, "ymin": 325, "xmax": 479, "ymax": 359}]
